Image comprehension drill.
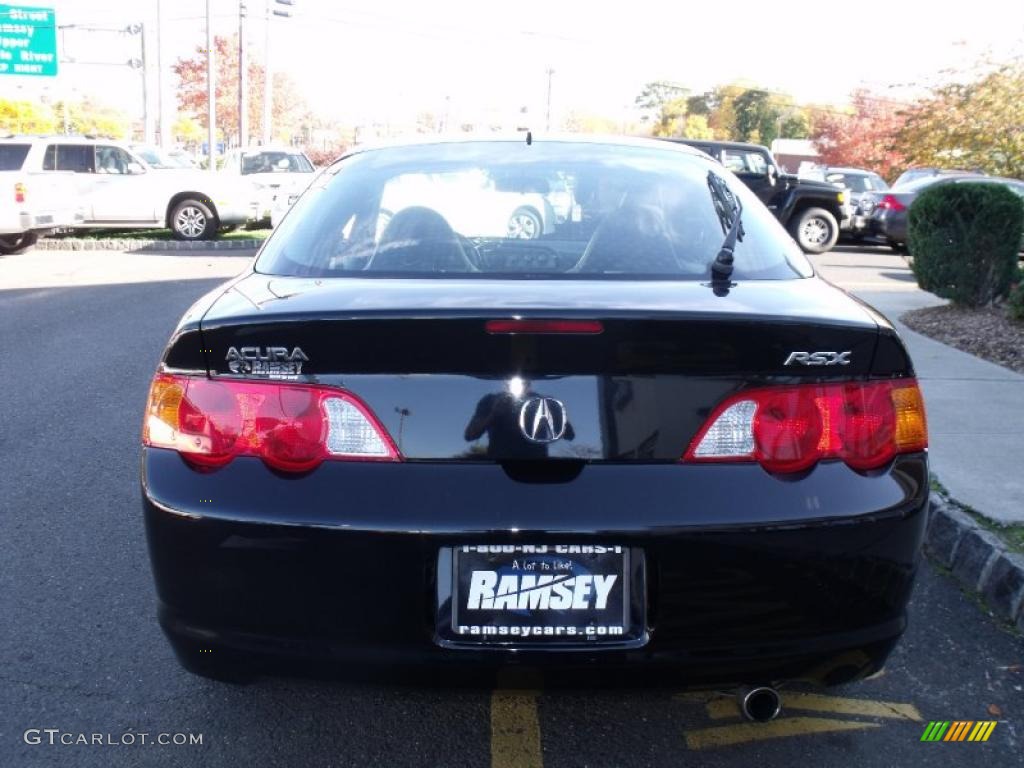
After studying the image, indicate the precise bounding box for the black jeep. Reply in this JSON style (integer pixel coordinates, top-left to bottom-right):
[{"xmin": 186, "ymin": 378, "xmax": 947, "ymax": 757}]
[{"xmin": 665, "ymin": 139, "xmax": 849, "ymax": 254}]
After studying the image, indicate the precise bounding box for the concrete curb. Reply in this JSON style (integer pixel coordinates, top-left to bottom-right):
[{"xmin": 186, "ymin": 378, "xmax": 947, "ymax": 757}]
[
  {"xmin": 926, "ymin": 495, "xmax": 1024, "ymax": 633},
  {"xmin": 37, "ymin": 237, "xmax": 263, "ymax": 252}
]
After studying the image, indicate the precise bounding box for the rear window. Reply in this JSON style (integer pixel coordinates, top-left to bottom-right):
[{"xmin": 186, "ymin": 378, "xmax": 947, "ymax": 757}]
[
  {"xmin": 825, "ymin": 172, "xmax": 888, "ymax": 192},
  {"xmin": 256, "ymin": 141, "xmax": 811, "ymax": 281},
  {"xmin": 42, "ymin": 144, "xmax": 95, "ymax": 173},
  {"xmin": 242, "ymin": 152, "xmax": 313, "ymax": 174},
  {"xmin": 0, "ymin": 143, "xmax": 30, "ymax": 171}
]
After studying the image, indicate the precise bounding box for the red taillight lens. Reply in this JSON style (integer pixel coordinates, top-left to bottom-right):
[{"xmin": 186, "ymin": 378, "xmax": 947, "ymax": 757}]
[
  {"xmin": 14, "ymin": 182, "xmax": 26, "ymax": 204},
  {"xmin": 877, "ymin": 194, "xmax": 906, "ymax": 213},
  {"xmin": 684, "ymin": 380, "xmax": 927, "ymax": 474},
  {"xmin": 486, "ymin": 319, "xmax": 604, "ymax": 334},
  {"xmin": 142, "ymin": 374, "xmax": 400, "ymax": 471},
  {"xmin": 753, "ymin": 389, "xmax": 824, "ymax": 473}
]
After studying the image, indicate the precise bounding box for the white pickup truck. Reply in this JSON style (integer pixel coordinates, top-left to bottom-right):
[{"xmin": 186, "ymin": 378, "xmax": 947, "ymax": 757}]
[
  {"xmin": 4, "ymin": 136, "xmax": 258, "ymax": 242},
  {"xmin": 0, "ymin": 138, "xmax": 83, "ymax": 254},
  {"xmin": 220, "ymin": 146, "xmax": 316, "ymax": 223}
]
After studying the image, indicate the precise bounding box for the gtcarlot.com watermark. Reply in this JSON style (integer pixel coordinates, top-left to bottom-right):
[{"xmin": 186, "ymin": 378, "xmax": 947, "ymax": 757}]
[{"xmin": 24, "ymin": 729, "xmax": 203, "ymax": 747}]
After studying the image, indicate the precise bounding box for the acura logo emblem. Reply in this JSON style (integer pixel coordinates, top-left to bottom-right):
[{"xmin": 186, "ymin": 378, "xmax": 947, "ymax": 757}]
[{"xmin": 518, "ymin": 397, "xmax": 568, "ymax": 444}]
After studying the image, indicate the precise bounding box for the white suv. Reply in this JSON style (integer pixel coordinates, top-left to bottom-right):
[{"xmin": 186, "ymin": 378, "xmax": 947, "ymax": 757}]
[
  {"xmin": 20, "ymin": 136, "xmax": 257, "ymax": 240},
  {"xmin": 0, "ymin": 138, "xmax": 84, "ymax": 254}
]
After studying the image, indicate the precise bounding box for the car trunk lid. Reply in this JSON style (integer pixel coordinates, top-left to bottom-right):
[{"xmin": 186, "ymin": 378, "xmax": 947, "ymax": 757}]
[{"xmin": 192, "ymin": 274, "xmax": 883, "ymax": 461}]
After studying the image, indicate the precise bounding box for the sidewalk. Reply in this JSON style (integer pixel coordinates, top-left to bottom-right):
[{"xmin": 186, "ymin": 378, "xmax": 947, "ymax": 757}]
[{"xmin": 815, "ymin": 249, "xmax": 1024, "ymax": 525}]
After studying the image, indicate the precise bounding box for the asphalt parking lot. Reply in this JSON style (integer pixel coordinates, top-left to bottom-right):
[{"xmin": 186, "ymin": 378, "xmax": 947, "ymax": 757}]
[{"xmin": 1, "ymin": 247, "xmax": 1021, "ymax": 767}]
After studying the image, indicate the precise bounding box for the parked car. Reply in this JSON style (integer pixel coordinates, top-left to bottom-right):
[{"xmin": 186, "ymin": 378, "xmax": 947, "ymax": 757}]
[
  {"xmin": 270, "ymin": 166, "xmax": 327, "ymax": 229},
  {"xmin": 142, "ymin": 136, "xmax": 929, "ymax": 692},
  {"xmin": 272, "ymin": 167, "xmax": 573, "ymax": 237},
  {"xmin": 891, "ymin": 167, "xmax": 984, "ymax": 189},
  {"xmin": 377, "ymin": 168, "xmax": 558, "ymax": 240},
  {"xmin": 665, "ymin": 139, "xmax": 850, "ymax": 253},
  {"xmin": 220, "ymin": 146, "xmax": 316, "ymax": 222},
  {"xmin": 14, "ymin": 136, "xmax": 257, "ymax": 240},
  {"xmin": 0, "ymin": 137, "xmax": 84, "ymax": 254},
  {"xmin": 130, "ymin": 144, "xmax": 199, "ymax": 170},
  {"xmin": 864, "ymin": 173, "xmax": 1017, "ymax": 251},
  {"xmin": 801, "ymin": 166, "xmax": 889, "ymax": 239}
]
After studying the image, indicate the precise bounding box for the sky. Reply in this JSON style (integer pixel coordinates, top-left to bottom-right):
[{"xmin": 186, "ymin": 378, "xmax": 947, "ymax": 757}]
[{"xmin": 2, "ymin": 0, "xmax": 1023, "ymax": 132}]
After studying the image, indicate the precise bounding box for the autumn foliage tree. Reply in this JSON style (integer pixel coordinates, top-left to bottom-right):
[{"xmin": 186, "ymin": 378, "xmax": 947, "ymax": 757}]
[
  {"xmin": 636, "ymin": 81, "xmax": 808, "ymax": 143},
  {"xmin": 0, "ymin": 98, "xmax": 129, "ymax": 137},
  {"xmin": 173, "ymin": 35, "xmax": 308, "ymax": 145},
  {"xmin": 809, "ymin": 90, "xmax": 909, "ymax": 180},
  {"xmin": 895, "ymin": 64, "xmax": 1024, "ymax": 180}
]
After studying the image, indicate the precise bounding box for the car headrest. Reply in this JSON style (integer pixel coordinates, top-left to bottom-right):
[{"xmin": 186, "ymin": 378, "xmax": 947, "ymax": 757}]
[{"xmin": 367, "ymin": 206, "xmax": 475, "ymax": 273}]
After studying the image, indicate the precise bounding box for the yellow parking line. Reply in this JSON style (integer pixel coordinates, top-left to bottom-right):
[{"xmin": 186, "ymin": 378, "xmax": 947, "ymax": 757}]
[
  {"xmin": 491, "ymin": 689, "xmax": 543, "ymax": 768},
  {"xmin": 773, "ymin": 692, "xmax": 921, "ymax": 722},
  {"xmin": 696, "ymin": 692, "xmax": 920, "ymax": 721},
  {"xmin": 685, "ymin": 717, "xmax": 880, "ymax": 750},
  {"xmin": 705, "ymin": 697, "xmax": 743, "ymax": 720}
]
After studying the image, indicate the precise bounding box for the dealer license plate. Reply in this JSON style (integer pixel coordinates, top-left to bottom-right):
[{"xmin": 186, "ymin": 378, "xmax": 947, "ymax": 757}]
[{"xmin": 449, "ymin": 544, "xmax": 632, "ymax": 643}]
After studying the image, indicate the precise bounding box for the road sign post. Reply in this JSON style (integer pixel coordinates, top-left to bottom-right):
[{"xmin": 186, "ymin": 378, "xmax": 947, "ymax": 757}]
[{"xmin": 0, "ymin": 3, "xmax": 58, "ymax": 77}]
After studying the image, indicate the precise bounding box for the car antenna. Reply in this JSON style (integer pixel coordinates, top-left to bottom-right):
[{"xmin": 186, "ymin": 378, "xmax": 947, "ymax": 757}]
[{"xmin": 526, "ymin": 130, "xmax": 532, "ymax": 146}]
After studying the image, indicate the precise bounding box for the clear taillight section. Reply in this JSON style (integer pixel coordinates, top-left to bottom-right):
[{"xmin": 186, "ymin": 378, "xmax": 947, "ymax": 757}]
[
  {"xmin": 684, "ymin": 380, "xmax": 927, "ymax": 473},
  {"xmin": 143, "ymin": 374, "xmax": 399, "ymax": 471}
]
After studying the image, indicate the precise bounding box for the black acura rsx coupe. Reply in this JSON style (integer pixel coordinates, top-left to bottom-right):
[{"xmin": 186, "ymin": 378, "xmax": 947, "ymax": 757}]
[{"xmin": 141, "ymin": 136, "xmax": 929, "ymax": 694}]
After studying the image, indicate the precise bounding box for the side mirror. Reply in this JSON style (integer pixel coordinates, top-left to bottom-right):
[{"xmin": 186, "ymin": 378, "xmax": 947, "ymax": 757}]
[
  {"xmin": 127, "ymin": 162, "xmax": 145, "ymax": 175},
  {"xmin": 766, "ymin": 164, "xmax": 778, "ymax": 185}
]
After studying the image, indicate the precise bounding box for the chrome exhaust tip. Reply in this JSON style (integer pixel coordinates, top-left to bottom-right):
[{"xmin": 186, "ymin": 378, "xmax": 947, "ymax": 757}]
[{"xmin": 737, "ymin": 686, "xmax": 782, "ymax": 722}]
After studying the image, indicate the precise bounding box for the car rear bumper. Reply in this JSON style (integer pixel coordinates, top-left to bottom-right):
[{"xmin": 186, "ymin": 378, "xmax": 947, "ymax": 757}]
[
  {"xmin": 142, "ymin": 448, "xmax": 929, "ymax": 687},
  {"xmin": 869, "ymin": 212, "xmax": 908, "ymax": 243}
]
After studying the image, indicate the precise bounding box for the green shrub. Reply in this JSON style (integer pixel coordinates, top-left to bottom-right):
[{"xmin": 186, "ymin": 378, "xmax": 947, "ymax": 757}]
[
  {"xmin": 1009, "ymin": 274, "xmax": 1024, "ymax": 322},
  {"xmin": 908, "ymin": 182, "xmax": 1023, "ymax": 307}
]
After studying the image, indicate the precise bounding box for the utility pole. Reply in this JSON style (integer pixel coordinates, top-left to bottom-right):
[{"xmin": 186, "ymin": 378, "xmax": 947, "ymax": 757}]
[
  {"xmin": 206, "ymin": 0, "xmax": 216, "ymax": 171},
  {"xmin": 262, "ymin": 0, "xmax": 272, "ymax": 145},
  {"xmin": 156, "ymin": 0, "xmax": 167, "ymax": 148},
  {"xmin": 545, "ymin": 67, "xmax": 554, "ymax": 132},
  {"xmin": 238, "ymin": 1, "xmax": 248, "ymax": 148},
  {"xmin": 264, "ymin": 0, "xmax": 296, "ymax": 145},
  {"xmin": 140, "ymin": 23, "xmax": 152, "ymax": 143}
]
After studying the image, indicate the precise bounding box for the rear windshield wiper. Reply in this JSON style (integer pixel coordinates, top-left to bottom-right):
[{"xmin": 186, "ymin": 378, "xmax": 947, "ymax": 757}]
[{"xmin": 706, "ymin": 171, "xmax": 743, "ymax": 286}]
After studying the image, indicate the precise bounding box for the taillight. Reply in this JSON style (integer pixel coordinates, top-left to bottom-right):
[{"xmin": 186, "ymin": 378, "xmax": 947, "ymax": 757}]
[
  {"xmin": 486, "ymin": 319, "xmax": 604, "ymax": 334},
  {"xmin": 684, "ymin": 380, "xmax": 927, "ymax": 474},
  {"xmin": 142, "ymin": 374, "xmax": 400, "ymax": 471},
  {"xmin": 877, "ymin": 194, "xmax": 906, "ymax": 213},
  {"xmin": 14, "ymin": 182, "xmax": 26, "ymax": 204}
]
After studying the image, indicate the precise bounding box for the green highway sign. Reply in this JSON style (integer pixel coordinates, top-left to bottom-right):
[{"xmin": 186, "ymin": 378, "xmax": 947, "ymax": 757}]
[{"xmin": 0, "ymin": 4, "xmax": 57, "ymax": 77}]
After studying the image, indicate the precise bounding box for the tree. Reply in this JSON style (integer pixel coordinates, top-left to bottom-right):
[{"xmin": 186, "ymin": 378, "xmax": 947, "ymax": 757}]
[
  {"xmin": 779, "ymin": 111, "xmax": 810, "ymax": 139},
  {"xmin": 894, "ymin": 63, "xmax": 1024, "ymax": 179},
  {"xmin": 705, "ymin": 84, "xmax": 745, "ymax": 140},
  {"xmin": 67, "ymin": 99, "xmax": 130, "ymax": 138},
  {"xmin": 685, "ymin": 93, "xmax": 712, "ymax": 116},
  {"xmin": 172, "ymin": 114, "xmax": 205, "ymax": 146},
  {"xmin": 562, "ymin": 110, "xmax": 620, "ymax": 134},
  {"xmin": 0, "ymin": 99, "xmax": 56, "ymax": 133},
  {"xmin": 680, "ymin": 114, "xmax": 713, "ymax": 140},
  {"xmin": 733, "ymin": 89, "xmax": 782, "ymax": 144},
  {"xmin": 810, "ymin": 90, "xmax": 909, "ymax": 180},
  {"xmin": 173, "ymin": 35, "xmax": 309, "ymax": 146},
  {"xmin": 634, "ymin": 81, "xmax": 688, "ymax": 120},
  {"xmin": 0, "ymin": 98, "xmax": 128, "ymax": 137}
]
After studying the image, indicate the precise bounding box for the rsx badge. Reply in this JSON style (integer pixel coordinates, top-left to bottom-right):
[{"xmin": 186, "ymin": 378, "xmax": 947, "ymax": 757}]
[
  {"xmin": 225, "ymin": 346, "xmax": 308, "ymax": 377},
  {"xmin": 784, "ymin": 351, "xmax": 852, "ymax": 366}
]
